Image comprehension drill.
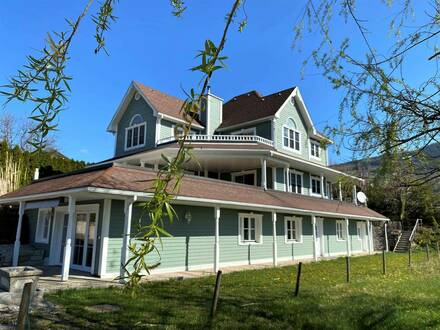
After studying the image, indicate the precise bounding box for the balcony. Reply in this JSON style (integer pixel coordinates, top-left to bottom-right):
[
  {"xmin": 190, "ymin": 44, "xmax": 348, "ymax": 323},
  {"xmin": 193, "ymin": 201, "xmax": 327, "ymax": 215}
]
[{"xmin": 157, "ymin": 134, "xmax": 274, "ymax": 147}]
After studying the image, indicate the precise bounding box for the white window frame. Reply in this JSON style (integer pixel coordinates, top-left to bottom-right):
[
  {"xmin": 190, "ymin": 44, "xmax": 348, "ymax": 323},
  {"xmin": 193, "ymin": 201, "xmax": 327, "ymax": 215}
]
[
  {"xmin": 35, "ymin": 208, "xmax": 52, "ymax": 244},
  {"xmin": 310, "ymin": 140, "xmax": 321, "ymax": 159},
  {"xmin": 284, "ymin": 216, "xmax": 303, "ymax": 243},
  {"xmin": 238, "ymin": 213, "xmax": 263, "ymax": 245},
  {"xmin": 230, "ymin": 127, "xmax": 257, "ymax": 135},
  {"xmin": 289, "ymin": 170, "xmax": 303, "ymax": 194},
  {"xmin": 231, "ymin": 170, "xmax": 257, "ymax": 186},
  {"xmin": 125, "ymin": 114, "xmax": 147, "ymax": 151},
  {"xmin": 310, "ymin": 175, "xmax": 322, "ymax": 197},
  {"xmin": 282, "ymin": 126, "xmax": 301, "ymax": 153},
  {"xmin": 336, "ymin": 220, "xmax": 347, "ymax": 241}
]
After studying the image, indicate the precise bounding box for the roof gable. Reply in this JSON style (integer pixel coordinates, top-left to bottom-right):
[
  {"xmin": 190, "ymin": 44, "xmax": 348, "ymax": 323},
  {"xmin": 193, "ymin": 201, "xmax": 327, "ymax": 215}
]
[{"xmin": 107, "ymin": 81, "xmax": 204, "ymax": 133}]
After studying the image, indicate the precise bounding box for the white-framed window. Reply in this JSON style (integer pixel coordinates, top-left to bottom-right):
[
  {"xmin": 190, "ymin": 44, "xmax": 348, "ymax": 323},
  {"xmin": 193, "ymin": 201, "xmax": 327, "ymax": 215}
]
[
  {"xmin": 35, "ymin": 209, "xmax": 52, "ymax": 243},
  {"xmin": 125, "ymin": 114, "xmax": 146, "ymax": 150},
  {"xmin": 311, "ymin": 176, "xmax": 322, "ymax": 196},
  {"xmin": 336, "ymin": 220, "xmax": 347, "ymax": 241},
  {"xmin": 310, "ymin": 140, "xmax": 321, "ymax": 159},
  {"xmin": 231, "ymin": 170, "xmax": 257, "ymax": 186},
  {"xmin": 285, "ymin": 216, "xmax": 302, "ymax": 243},
  {"xmin": 283, "ymin": 118, "xmax": 300, "ymax": 152},
  {"xmin": 238, "ymin": 213, "xmax": 263, "ymax": 245},
  {"xmin": 231, "ymin": 127, "xmax": 256, "ymax": 135},
  {"xmin": 289, "ymin": 170, "xmax": 303, "ymax": 194},
  {"xmin": 356, "ymin": 223, "xmax": 362, "ymax": 240}
]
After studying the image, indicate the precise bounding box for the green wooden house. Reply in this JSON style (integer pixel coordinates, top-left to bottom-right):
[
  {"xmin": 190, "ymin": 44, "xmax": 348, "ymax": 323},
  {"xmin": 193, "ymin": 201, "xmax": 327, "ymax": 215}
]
[{"xmin": 0, "ymin": 81, "xmax": 387, "ymax": 281}]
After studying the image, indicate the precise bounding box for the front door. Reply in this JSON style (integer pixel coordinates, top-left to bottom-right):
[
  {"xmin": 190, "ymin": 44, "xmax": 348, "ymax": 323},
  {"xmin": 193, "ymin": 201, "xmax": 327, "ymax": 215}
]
[
  {"xmin": 72, "ymin": 212, "xmax": 97, "ymax": 272},
  {"xmin": 315, "ymin": 218, "xmax": 324, "ymax": 257},
  {"xmin": 357, "ymin": 222, "xmax": 368, "ymax": 251}
]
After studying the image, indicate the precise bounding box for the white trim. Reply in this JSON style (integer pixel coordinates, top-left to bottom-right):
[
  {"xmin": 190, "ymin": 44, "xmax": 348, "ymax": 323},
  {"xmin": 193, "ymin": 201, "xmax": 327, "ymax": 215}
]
[
  {"xmin": 312, "ymin": 215, "xmax": 317, "ymax": 261},
  {"xmin": 310, "ymin": 175, "xmax": 322, "ymax": 197},
  {"xmin": 154, "ymin": 115, "xmax": 162, "ymax": 146},
  {"xmin": 282, "ymin": 121, "xmax": 301, "ymax": 154},
  {"xmin": 231, "ymin": 169, "xmax": 257, "ymax": 186},
  {"xmin": 98, "ymin": 199, "xmax": 111, "ymax": 276},
  {"xmin": 310, "ymin": 140, "xmax": 321, "ymax": 160},
  {"xmin": 35, "ymin": 208, "xmax": 52, "ymax": 244},
  {"xmin": 272, "ymin": 212, "xmax": 277, "ymax": 266},
  {"xmin": 336, "ymin": 220, "xmax": 346, "ymax": 241},
  {"xmin": 120, "ymin": 196, "xmax": 137, "ymax": 281},
  {"xmin": 289, "ymin": 169, "xmax": 303, "ymax": 194},
  {"xmin": 284, "ymin": 216, "xmax": 303, "ymax": 243},
  {"xmin": 61, "ymin": 196, "xmax": 76, "ymax": 281},
  {"xmin": 261, "ymin": 158, "xmax": 267, "ymax": 190},
  {"xmin": 214, "ymin": 206, "xmax": 220, "ymax": 272},
  {"xmin": 238, "ymin": 213, "xmax": 263, "ymax": 245},
  {"xmin": 124, "ymin": 117, "xmax": 146, "ymax": 151},
  {"xmin": 12, "ymin": 202, "xmax": 25, "ymax": 266}
]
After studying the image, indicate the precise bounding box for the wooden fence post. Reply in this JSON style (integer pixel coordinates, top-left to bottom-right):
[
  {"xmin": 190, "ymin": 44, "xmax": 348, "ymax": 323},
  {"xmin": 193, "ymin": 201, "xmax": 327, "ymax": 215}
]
[
  {"xmin": 346, "ymin": 256, "xmax": 350, "ymax": 283},
  {"xmin": 210, "ymin": 270, "xmax": 222, "ymax": 318},
  {"xmin": 408, "ymin": 247, "xmax": 412, "ymax": 268},
  {"xmin": 294, "ymin": 262, "xmax": 302, "ymax": 297},
  {"xmin": 382, "ymin": 250, "xmax": 386, "ymax": 275},
  {"xmin": 17, "ymin": 282, "xmax": 33, "ymax": 330}
]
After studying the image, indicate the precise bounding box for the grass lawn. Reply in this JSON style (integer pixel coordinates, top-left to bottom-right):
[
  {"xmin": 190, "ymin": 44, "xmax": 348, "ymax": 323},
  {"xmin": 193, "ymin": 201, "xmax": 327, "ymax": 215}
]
[{"xmin": 32, "ymin": 251, "xmax": 440, "ymax": 329}]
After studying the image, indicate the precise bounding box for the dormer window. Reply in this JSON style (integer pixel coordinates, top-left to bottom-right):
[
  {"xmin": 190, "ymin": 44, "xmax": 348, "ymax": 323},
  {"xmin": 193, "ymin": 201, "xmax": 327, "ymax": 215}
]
[
  {"xmin": 283, "ymin": 118, "xmax": 300, "ymax": 152},
  {"xmin": 125, "ymin": 114, "xmax": 146, "ymax": 150},
  {"xmin": 310, "ymin": 140, "xmax": 321, "ymax": 159}
]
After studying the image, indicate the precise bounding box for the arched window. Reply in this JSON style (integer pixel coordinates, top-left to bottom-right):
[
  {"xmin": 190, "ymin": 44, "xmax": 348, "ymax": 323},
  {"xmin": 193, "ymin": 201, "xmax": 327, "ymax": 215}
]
[
  {"xmin": 125, "ymin": 114, "xmax": 146, "ymax": 150},
  {"xmin": 283, "ymin": 117, "xmax": 300, "ymax": 151}
]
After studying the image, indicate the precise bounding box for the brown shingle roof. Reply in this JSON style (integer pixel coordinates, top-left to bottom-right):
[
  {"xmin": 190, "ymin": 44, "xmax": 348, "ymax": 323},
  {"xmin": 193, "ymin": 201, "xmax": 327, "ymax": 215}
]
[
  {"xmin": 135, "ymin": 82, "xmax": 203, "ymax": 127},
  {"xmin": 0, "ymin": 164, "xmax": 386, "ymax": 220},
  {"xmin": 219, "ymin": 87, "xmax": 296, "ymax": 129}
]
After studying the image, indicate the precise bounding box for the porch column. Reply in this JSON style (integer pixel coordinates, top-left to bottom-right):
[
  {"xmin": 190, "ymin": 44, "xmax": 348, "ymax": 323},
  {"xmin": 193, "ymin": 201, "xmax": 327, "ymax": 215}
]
[
  {"xmin": 345, "ymin": 218, "xmax": 351, "ymax": 256},
  {"xmin": 272, "ymin": 212, "xmax": 277, "ymax": 266},
  {"xmin": 320, "ymin": 174, "xmax": 325, "ymax": 199},
  {"xmin": 153, "ymin": 163, "xmax": 159, "ymax": 171},
  {"xmin": 312, "ymin": 215, "xmax": 317, "ymax": 261},
  {"xmin": 366, "ymin": 220, "xmax": 372, "ymax": 254},
  {"xmin": 214, "ymin": 206, "xmax": 220, "ymax": 272},
  {"xmin": 120, "ymin": 196, "xmax": 137, "ymax": 281},
  {"xmin": 12, "ymin": 201, "xmax": 25, "ymax": 267},
  {"xmin": 384, "ymin": 222, "xmax": 389, "ymax": 252},
  {"xmin": 285, "ymin": 167, "xmax": 290, "ymax": 192},
  {"xmin": 261, "ymin": 158, "xmax": 267, "ymax": 190},
  {"xmin": 271, "ymin": 167, "xmax": 276, "ymax": 190},
  {"xmin": 353, "ymin": 185, "xmax": 358, "ymax": 205},
  {"xmin": 338, "ymin": 181, "xmax": 343, "ymax": 201},
  {"xmin": 204, "ymin": 169, "xmax": 208, "ymax": 177},
  {"xmin": 62, "ymin": 195, "xmax": 76, "ymax": 281}
]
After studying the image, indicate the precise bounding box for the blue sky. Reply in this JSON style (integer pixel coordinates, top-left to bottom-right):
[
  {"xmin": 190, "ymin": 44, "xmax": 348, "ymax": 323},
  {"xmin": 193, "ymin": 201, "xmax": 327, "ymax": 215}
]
[{"xmin": 0, "ymin": 1, "xmax": 429, "ymax": 164}]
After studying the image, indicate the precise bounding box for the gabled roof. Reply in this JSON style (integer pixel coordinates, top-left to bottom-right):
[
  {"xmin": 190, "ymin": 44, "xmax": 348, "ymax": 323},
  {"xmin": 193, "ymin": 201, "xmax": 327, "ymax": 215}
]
[
  {"xmin": 218, "ymin": 86, "xmax": 332, "ymax": 143},
  {"xmin": 219, "ymin": 87, "xmax": 296, "ymax": 129},
  {"xmin": 0, "ymin": 164, "xmax": 386, "ymax": 220},
  {"xmin": 107, "ymin": 81, "xmax": 204, "ymax": 133}
]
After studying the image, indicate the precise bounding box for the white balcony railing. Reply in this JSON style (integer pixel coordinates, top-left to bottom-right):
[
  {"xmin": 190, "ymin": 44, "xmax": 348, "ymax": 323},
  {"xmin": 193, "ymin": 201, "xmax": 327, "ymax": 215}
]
[{"xmin": 157, "ymin": 134, "xmax": 274, "ymax": 147}]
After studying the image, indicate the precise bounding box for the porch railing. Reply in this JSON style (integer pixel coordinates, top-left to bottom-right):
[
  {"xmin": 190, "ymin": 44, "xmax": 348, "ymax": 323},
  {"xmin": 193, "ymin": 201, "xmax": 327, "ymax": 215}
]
[
  {"xmin": 157, "ymin": 134, "xmax": 274, "ymax": 147},
  {"xmin": 409, "ymin": 218, "xmax": 421, "ymax": 242}
]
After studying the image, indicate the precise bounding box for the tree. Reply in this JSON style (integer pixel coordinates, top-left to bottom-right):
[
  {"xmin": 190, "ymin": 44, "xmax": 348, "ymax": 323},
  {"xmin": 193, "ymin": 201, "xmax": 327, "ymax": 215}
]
[{"xmin": 294, "ymin": 0, "xmax": 440, "ymax": 185}]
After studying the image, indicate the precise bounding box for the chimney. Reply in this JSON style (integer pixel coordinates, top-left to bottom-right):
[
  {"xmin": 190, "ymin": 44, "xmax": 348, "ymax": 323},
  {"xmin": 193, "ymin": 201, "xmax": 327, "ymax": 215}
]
[
  {"xmin": 201, "ymin": 88, "xmax": 223, "ymax": 135},
  {"xmin": 34, "ymin": 168, "xmax": 40, "ymax": 180}
]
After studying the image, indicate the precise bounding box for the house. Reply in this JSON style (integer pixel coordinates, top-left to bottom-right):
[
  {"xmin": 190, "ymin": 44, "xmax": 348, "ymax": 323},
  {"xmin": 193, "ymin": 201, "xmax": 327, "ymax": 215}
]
[{"xmin": 0, "ymin": 81, "xmax": 388, "ymax": 281}]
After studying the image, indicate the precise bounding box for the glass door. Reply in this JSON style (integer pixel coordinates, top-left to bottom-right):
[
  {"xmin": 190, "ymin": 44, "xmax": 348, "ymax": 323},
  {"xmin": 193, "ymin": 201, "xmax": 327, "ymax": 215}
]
[{"xmin": 72, "ymin": 212, "xmax": 97, "ymax": 271}]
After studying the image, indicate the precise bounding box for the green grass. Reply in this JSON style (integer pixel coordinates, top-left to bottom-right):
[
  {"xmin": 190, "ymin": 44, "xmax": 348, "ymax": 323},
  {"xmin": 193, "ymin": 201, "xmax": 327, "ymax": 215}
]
[{"xmin": 32, "ymin": 251, "xmax": 440, "ymax": 329}]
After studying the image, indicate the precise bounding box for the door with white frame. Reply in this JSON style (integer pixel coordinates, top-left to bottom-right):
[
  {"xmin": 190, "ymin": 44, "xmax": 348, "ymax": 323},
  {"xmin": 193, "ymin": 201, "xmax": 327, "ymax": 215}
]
[
  {"xmin": 357, "ymin": 222, "xmax": 368, "ymax": 252},
  {"xmin": 315, "ymin": 217, "xmax": 324, "ymax": 257},
  {"xmin": 49, "ymin": 205, "xmax": 99, "ymax": 273}
]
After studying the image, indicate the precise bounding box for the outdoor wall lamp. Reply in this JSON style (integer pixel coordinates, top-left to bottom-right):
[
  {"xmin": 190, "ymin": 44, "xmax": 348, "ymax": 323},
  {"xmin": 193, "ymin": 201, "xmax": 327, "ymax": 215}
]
[{"xmin": 185, "ymin": 210, "xmax": 192, "ymax": 224}]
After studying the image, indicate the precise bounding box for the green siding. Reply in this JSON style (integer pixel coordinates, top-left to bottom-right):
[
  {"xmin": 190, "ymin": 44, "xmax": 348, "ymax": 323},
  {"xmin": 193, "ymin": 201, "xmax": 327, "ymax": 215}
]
[
  {"xmin": 219, "ymin": 209, "xmax": 273, "ymax": 264},
  {"xmin": 159, "ymin": 119, "xmax": 174, "ymax": 140},
  {"xmin": 273, "ymin": 98, "xmax": 328, "ymax": 166},
  {"xmin": 104, "ymin": 200, "xmax": 371, "ymax": 274},
  {"xmin": 221, "ymin": 121, "xmax": 272, "ymax": 140},
  {"xmin": 277, "ymin": 214, "xmax": 314, "ymax": 260},
  {"xmin": 115, "ymin": 96, "xmax": 157, "ymax": 157}
]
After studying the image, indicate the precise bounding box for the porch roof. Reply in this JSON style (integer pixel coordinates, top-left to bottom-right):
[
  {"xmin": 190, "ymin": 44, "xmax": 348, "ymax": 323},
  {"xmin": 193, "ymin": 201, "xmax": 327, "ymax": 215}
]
[{"xmin": 0, "ymin": 163, "xmax": 387, "ymax": 220}]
